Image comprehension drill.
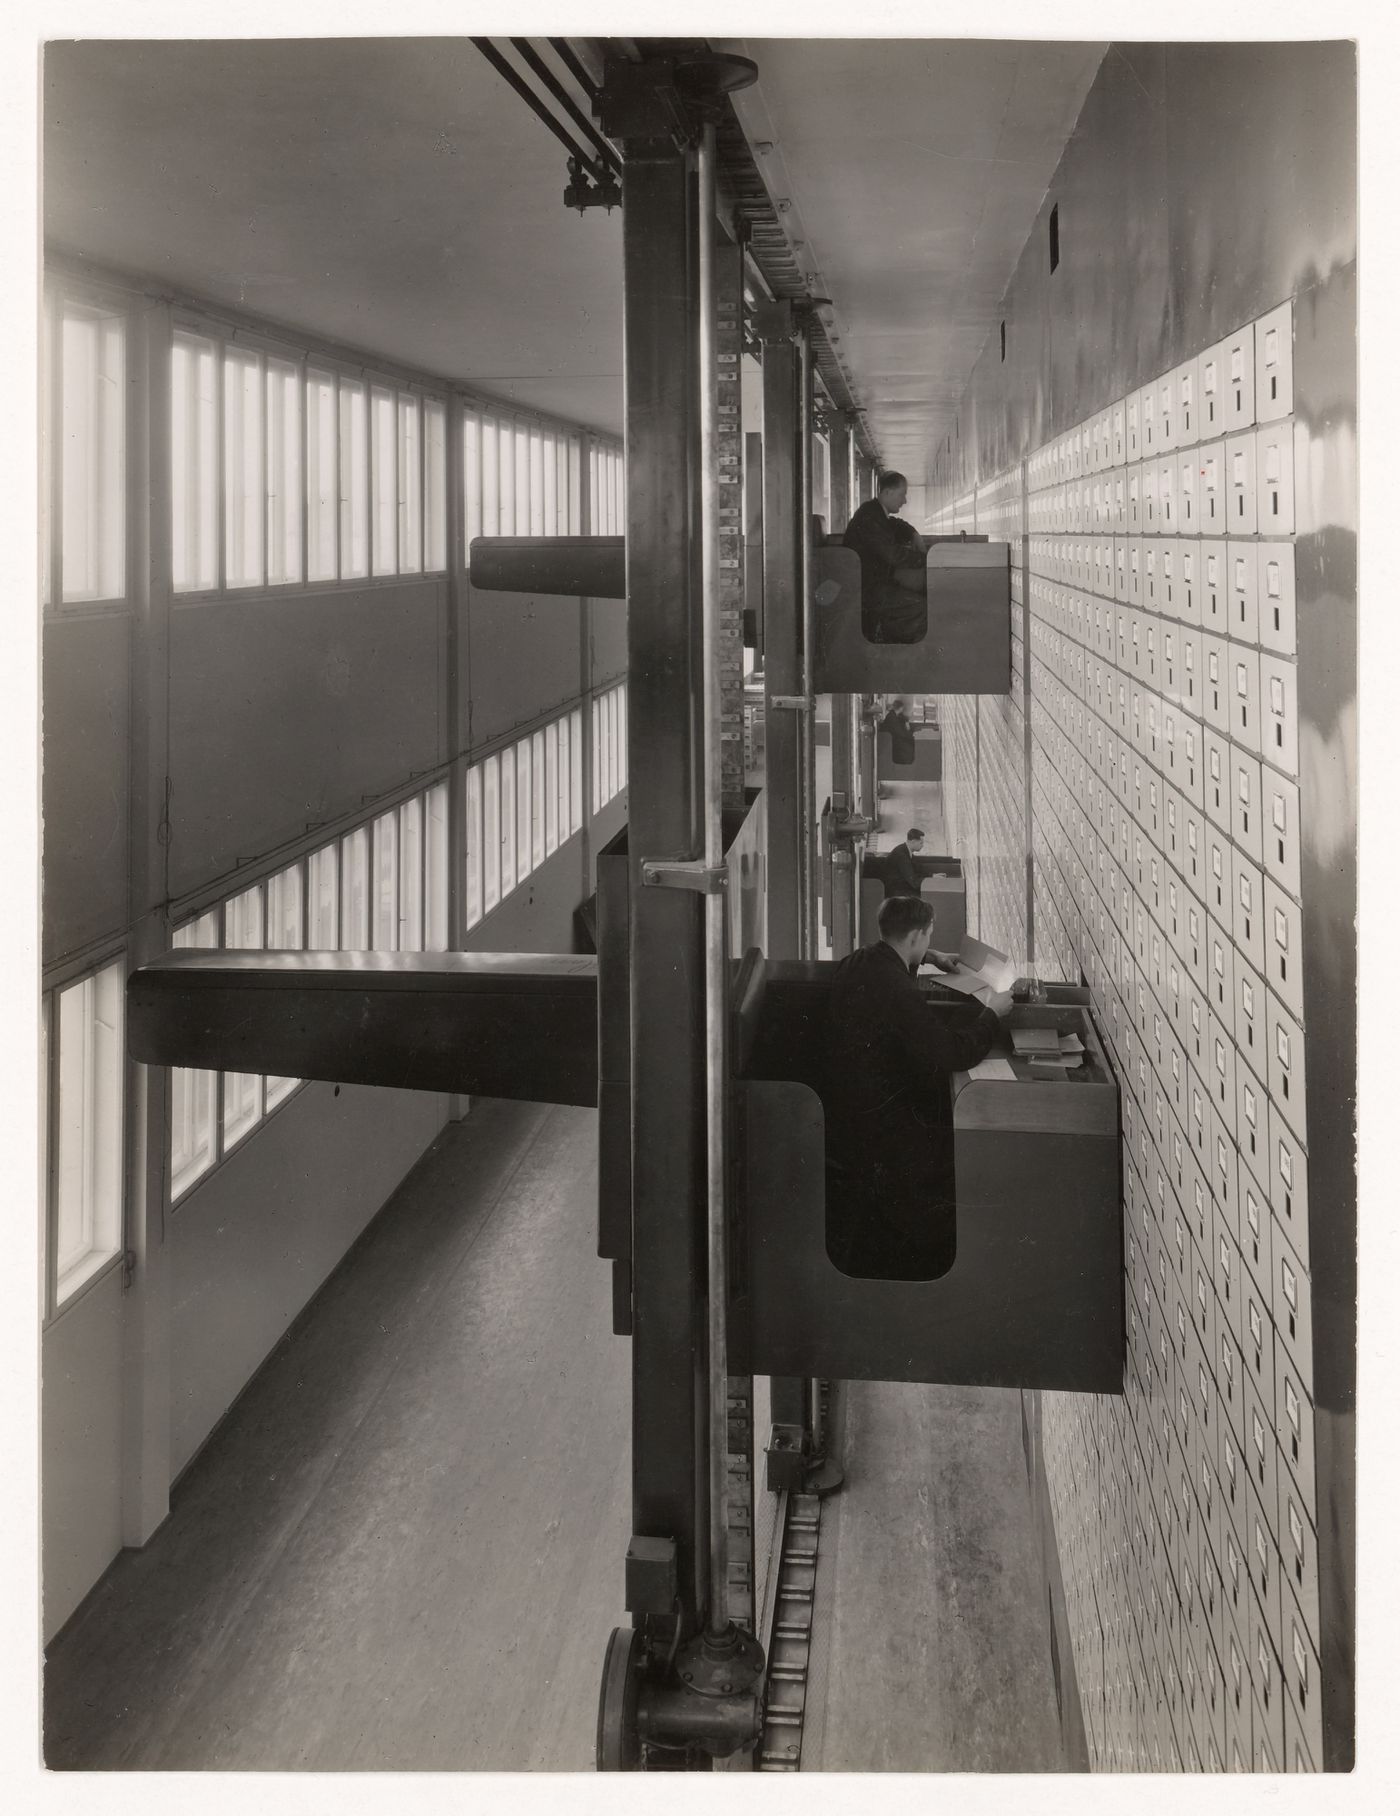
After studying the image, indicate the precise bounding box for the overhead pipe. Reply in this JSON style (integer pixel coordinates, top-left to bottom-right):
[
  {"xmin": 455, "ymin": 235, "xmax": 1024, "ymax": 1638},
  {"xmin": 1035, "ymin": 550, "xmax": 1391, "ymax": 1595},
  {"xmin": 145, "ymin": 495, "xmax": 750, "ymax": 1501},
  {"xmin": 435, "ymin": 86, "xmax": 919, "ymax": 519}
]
[
  {"xmin": 510, "ymin": 38, "xmax": 622, "ymax": 177},
  {"xmin": 471, "ymin": 37, "xmax": 614, "ymax": 183}
]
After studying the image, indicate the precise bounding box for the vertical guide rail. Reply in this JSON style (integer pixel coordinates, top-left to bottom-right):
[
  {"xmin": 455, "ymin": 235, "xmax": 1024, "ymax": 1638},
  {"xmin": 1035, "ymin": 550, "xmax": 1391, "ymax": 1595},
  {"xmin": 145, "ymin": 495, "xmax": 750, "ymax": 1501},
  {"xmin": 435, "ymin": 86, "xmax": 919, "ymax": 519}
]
[
  {"xmin": 697, "ymin": 120, "xmax": 731, "ymax": 1641},
  {"xmin": 796, "ymin": 329, "xmax": 817, "ymax": 956}
]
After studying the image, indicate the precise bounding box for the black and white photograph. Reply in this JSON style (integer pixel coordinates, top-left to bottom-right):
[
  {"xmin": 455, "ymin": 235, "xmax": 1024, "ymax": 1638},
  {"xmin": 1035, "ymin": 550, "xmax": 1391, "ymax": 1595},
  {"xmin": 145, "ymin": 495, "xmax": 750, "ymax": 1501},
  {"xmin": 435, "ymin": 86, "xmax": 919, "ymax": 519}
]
[{"xmin": 5, "ymin": 2, "xmax": 1384, "ymax": 1805}]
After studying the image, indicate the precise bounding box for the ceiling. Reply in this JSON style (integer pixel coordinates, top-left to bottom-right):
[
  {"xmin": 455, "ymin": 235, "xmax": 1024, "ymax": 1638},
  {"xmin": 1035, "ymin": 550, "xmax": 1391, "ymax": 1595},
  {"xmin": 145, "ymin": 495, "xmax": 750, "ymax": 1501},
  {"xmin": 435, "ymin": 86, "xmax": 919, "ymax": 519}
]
[
  {"xmin": 44, "ymin": 38, "xmax": 1104, "ymax": 468},
  {"xmin": 43, "ymin": 39, "xmax": 627, "ymax": 433},
  {"xmin": 720, "ymin": 38, "xmax": 1106, "ymax": 481}
]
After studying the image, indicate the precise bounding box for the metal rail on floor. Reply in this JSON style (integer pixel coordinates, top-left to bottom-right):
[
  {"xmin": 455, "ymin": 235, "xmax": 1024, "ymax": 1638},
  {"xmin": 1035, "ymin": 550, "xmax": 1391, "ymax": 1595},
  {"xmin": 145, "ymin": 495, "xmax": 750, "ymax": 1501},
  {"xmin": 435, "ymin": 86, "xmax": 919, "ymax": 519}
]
[{"xmin": 753, "ymin": 1381, "xmax": 835, "ymax": 1770}]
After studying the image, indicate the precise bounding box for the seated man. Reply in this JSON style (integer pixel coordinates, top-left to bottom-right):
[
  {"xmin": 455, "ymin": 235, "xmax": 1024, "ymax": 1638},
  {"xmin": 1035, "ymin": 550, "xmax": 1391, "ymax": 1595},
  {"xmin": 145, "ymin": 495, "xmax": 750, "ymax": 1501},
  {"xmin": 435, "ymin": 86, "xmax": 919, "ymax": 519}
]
[
  {"xmin": 882, "ymin": 824, "xmax": 927, "ymax": 898},
  {"xmin": 843, "ymin": 470, "xmax": 928, "ymax": 644},
  {"xmin": 822, "ymin": 895, "xmax": 1009, "ymax": 1280},
  {"xmin": 878, "ymin": 695, "xmax": 917, "ymax": 766}
]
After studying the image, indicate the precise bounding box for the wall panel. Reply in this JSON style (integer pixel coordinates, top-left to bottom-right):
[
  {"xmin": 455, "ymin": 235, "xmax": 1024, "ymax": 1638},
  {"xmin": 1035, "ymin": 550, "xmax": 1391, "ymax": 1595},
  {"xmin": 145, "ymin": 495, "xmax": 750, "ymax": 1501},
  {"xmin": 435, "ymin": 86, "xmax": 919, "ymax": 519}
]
[
  {"xmin": 928, "ymin": 40, "xmax": 1355, "ymax": 1772},
  {"xmin": 42, "ymin": 613, "xmax": 130, "ymax": 960},
  {"xmin": 170, "ymin": 1083, "xmax": 449, "ymax": 1478},
  {"xmin": 168, "ymin": 583, "xmax": 446, "ymax": 900},
  {"xmin": 466, "ymin": 589, "xmax": 585, "ymax": 746}
]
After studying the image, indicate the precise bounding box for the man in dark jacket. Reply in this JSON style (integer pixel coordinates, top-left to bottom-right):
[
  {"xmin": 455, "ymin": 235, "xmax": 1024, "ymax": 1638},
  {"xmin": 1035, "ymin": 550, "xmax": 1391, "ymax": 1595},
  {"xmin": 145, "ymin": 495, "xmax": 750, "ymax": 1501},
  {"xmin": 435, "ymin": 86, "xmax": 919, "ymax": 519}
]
[
  {"xmin": 843, "ymin": 471, "xmax": 928, "ymax": 642},
  {"xmin": 823, "ymin": 895, "xmax": 1007, "ymax": 1280},
  {"xmin": 883, "ymin": 825, "xmax": 926, "ymax": 898},
  {"xmin": 878, "ymin": 696, "xmax": 917, "ymax": 766}
]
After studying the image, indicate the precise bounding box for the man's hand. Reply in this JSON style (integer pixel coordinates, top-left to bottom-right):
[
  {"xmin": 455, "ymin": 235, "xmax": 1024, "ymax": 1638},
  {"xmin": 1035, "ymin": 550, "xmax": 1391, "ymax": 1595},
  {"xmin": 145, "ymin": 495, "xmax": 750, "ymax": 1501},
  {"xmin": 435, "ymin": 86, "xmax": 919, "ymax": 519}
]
[
  {"xmin": 927, "ymin": 949, "xmax": 959, "ymax": 974},
  {"xmin": 983, "ymin": 988, "xmax": 1016, "ymax": 1022}
]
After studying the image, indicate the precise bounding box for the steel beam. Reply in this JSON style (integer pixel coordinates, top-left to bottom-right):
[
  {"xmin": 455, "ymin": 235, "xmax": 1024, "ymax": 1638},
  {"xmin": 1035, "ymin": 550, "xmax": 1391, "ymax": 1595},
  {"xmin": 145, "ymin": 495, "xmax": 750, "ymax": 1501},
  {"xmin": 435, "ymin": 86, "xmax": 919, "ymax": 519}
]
[
  {"xmin": 468, "ymin": 534, "xmax": 626, "ymax": 598},
  {"xmin": 617, "ymin": 129, "xmax": 709, "ymax": 1637}
]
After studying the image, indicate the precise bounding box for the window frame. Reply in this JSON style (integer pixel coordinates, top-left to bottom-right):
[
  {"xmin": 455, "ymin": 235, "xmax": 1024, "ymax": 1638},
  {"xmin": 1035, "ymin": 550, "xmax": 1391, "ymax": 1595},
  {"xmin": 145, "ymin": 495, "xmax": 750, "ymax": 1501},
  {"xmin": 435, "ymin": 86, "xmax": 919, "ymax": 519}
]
[
  {"xmin": 43, "ymin": 279, "xmax": 134, "ymax": 616},
  {"xmin": 43, "ymin": 954, "xmax": 129, "ymax": 1319},
  {"xmin": 166, "ymin": 307, "xmax": 447, "ymax": 603}
]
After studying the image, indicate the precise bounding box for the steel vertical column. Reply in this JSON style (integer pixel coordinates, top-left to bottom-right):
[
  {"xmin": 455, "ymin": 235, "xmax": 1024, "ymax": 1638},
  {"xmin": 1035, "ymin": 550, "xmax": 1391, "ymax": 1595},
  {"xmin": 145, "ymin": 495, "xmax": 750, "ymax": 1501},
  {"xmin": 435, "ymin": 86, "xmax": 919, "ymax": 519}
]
[
  {"xmin": 796, "ymin": 331, "xmax": 817, "ymax": 956},
  {"xmin": 757, "ymin": 302, "xmax": 803, "ymax": 959},
  {"xmin": 619, "ymin": 137, "xmax": 708, "ymax": 1634},
  {"xmin": 828, "ymin": 411, "xmax": 852, "ymax": 534}
]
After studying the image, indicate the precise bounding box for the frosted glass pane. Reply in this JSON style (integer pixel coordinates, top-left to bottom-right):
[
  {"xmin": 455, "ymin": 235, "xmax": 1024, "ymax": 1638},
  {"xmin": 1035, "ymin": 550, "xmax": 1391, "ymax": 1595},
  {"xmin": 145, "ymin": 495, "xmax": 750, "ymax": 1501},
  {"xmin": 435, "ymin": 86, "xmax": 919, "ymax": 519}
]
[
  {"xmin": 542, "ymin": 433, "xmax": 558, "ymax": 534},
  {"xmin": 55, "ymin": 962, "xmax": 124, "ymax": 1301},
  {"xmin": 545, "ymin": 723, "xmax": 559, "ymax": 853},
  {"xmin": 500, "ymin": 747, "xmax": 517, "ymax": 895},
  {"xmin": 568, "ymin": 437, "xmax": 581, "ymax": 533},
  {"xmin": 515, "ymin": 427, "xmax": 531, "ymax": 534},
  {"xmin": 532, "ymin": 730, "xmax": 546, "ymax": 868},
  {"xmin": 170, "ymin": 911, "xmax": 218, "ymax": 1200},
  {"xmin": 425, "ymin": 781, "xmax": 449, "ymax": 951},
  {"xmin": 267, "ymin": 862, "xmax": 305, "ymax": 949},
  {"xmin": 340, "ymin": 828, "xmax": 370, "ymax": 949},
  {"xmin": 425, "ymin": 399, "xmax": 447, "ymax": 571},
  {"xmin": 556, "ymin": 714, "xmax": 570, "ymax": 838},
  {"xmin": 224, "ymin": 883, "xmax": 264, "ymax": 950},
  {"xmin": 224, "ymin": 350, "xmax": 264, "ymax": 587},
  {"xmin": 463, "ymin": 412, "xmax": 482, "ymax": 552},
  {"xmin": 372, "ymin": 809, "xmax": 398, "ymax": 950},
  {"xmin": 465, "ymin": 765, "xmax": 483, "ymax": 929},
  {"xmin": 171, "ymin": 334, "xmax": 217, "ymax": 592},
  {"xmin": 570, "ymin": 712, "xmax": 583, "ymax": 832},
  {"xmin": 60, "ymin": 307, "xmax": 125, "ymax": 602},
  {"xmin": 529, "ymin": 429, "xmax": 545, "ymax": 536},
  {"xmin": 482, "ymin": 417, "xmax": 499, "ymax": 539},
  {"xmin": 497, "ymin": 421, "xmax": 514, "ymax": 535},
  {"xmin": 515, "ymin": 740, "xmax": 533, "ymax": 880},
  {"xmin": 398, "ymin": 793, "xmax": 424, "ymax": 951},
  {"xmin": 222, "ymin": 885, "xmax": 264, "ymax": 1147},
  {"xmin": 265, "ymin": 359, "xmax": 302, "ymax": 585},
  {"xmin": 308, "ymin": 845, "xmax": 340, "ymax": 949},
  {"xmin": 483, "ymin": 757, "xmax": 500, "ymax": 911},
  {"xmin": 398, "ymin": 393, "xmax": 422, "ymax": 574},
  {"xmin": 307, "ymin": 369, "xmax": 337, "ymax": 582},
  {"xmin": 339, "ymin": 380, "xmax": 368, "ymax": 578},
  {"xmin": 371, "ymin": 385, "xmax": 396, "ymax": 574}
]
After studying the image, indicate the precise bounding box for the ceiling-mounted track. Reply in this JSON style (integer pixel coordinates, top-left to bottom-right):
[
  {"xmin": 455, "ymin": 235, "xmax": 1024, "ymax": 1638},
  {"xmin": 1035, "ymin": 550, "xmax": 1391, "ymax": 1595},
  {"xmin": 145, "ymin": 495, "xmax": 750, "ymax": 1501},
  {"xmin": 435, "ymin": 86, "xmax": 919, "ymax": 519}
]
[{"xmin": 711, "ymin": 107, "xmax": 877, "ymax": 466}]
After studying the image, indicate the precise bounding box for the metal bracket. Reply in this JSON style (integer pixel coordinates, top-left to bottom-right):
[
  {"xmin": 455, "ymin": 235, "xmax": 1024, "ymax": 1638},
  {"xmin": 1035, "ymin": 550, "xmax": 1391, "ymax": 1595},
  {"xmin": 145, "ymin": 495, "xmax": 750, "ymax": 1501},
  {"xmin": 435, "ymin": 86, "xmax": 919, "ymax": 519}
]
[
  {"xmin": 640, "ymin": 859, "xmax": 728, "ymax": 895},
  {"xmin": 768, "ymin": 695, "xmax": 811, "ymax": 713}
]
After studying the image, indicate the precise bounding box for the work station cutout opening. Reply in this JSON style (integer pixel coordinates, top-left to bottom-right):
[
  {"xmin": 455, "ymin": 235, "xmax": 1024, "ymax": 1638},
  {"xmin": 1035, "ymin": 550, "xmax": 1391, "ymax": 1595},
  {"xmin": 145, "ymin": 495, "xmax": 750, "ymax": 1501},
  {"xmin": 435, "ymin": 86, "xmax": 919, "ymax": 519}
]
[
  {"xmin": 730, "ymin": 951, "xmax": 1126, "ymax": 1392},
  {"xmin": 810, "ymin": 491, "xmax": 1013, "ymax": 695}
]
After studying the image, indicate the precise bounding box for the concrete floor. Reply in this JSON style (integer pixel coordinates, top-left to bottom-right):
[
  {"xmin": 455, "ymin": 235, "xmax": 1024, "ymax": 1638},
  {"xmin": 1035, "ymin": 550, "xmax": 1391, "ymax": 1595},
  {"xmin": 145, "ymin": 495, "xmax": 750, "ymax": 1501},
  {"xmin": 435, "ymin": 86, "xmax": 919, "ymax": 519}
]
[
  {"xmin": 45, "ymin": 1100, "xmax": 630, "ymax": 1771},
  {"xmin": 46, "ymin": 1091, "xmax": 1066, "ymax": 1774},
  {"xmin": 807, "ymin": 1380, "xmax": 1067, "ymax": 1772}
]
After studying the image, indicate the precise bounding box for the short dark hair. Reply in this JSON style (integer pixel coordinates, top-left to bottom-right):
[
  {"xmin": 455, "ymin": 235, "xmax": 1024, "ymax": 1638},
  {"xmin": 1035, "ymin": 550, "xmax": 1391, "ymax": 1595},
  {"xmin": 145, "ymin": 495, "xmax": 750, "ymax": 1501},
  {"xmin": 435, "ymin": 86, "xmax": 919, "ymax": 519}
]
[
  {"xmin": 907, "ymin": 827, "xmax": 925, "ymax": 840},
  {"xmin": 878, "ymin": 470, "xmax": 907, "ymax": 494},
  {"xmin": 877, "ymin": 895, "xmax": 934, "ymax": 940}
]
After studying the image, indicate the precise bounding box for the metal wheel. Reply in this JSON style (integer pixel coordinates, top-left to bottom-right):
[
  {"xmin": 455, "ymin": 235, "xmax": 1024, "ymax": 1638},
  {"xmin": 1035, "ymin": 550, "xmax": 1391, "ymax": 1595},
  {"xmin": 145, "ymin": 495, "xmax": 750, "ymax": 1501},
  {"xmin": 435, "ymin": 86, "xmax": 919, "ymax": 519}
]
[{"xmin": 595, "ymin": 1625, "xmax": 644, "ymax": 1771}]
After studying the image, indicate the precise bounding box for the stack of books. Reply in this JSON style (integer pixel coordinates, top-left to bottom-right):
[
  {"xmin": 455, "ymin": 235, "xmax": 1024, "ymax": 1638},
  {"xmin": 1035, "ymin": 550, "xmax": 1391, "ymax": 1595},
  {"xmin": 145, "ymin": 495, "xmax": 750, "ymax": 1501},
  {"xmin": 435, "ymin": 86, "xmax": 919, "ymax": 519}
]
[{"xmin": 1010, "ymin": 1026, "xmax": 1086, "ymax": 1072}]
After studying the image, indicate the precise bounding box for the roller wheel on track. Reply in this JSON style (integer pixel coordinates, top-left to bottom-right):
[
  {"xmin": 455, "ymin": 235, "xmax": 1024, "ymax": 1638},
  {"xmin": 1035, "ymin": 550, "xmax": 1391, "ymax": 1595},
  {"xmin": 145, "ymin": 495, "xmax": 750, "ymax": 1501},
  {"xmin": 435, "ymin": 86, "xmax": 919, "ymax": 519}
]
[{"xmin": 595, "ymin": 1626, "xmax": 644, "ymax": 1771}]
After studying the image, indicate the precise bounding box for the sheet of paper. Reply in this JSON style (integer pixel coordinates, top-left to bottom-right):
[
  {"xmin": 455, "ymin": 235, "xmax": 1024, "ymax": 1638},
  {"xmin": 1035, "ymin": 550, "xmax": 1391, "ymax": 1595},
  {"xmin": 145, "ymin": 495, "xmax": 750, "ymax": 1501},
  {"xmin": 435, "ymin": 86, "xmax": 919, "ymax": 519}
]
[
  {"xmin": 936, "ymin": 970, "xmax": 993, "ymax": 997},
  {"xmin": 967, "ymin": 1056, "xmax": 1017, "ymax": 1082},
  {"xmin": 1059, "ymin": 1032, "xmax": 1086, "ymax": 1053},
  {"xmin": 955, "ymin": 934, "xmax": 1018, "ymax": 993}
]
